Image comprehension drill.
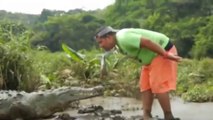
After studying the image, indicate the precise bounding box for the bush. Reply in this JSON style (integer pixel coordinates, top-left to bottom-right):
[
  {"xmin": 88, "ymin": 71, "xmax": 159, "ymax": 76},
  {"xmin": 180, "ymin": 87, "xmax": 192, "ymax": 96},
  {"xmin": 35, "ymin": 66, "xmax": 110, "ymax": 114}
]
[
  {"xmin": 0, "ymin": 44, "xmax": 40, "ymax": 91},
  {"xmin": 177, "ymin": 58, "xmax": 213, "ymax": 102}
]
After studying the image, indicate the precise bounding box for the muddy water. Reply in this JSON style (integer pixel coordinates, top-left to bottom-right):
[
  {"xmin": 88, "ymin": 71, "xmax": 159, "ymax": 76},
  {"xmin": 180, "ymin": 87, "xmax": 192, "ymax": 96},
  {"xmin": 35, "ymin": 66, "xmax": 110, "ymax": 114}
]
[{"xmin": 49, "ymin": 97, "xmax": 213, "ymax": 120}]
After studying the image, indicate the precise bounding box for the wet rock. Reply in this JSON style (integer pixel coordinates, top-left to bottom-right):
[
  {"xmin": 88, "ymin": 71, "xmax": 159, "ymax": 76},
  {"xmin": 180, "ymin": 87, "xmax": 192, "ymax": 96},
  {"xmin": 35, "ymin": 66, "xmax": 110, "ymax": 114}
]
[
  {"xmin": 111, "ymin": 115, "xmax": 125, "ymax": 120},
  {"xmin": 54, "ymin": 113, "xmax": 76, "ymax": 120},
  {"xmin": 76, "ymin": 105, "xmax": 123, "ymax": 120},
  {"xmin": 78, "ymin": 105, "xmax": 104, "ymax": 114},
  {"xmin": 127, "ymin": 115, "xmax": 143, "ymax": 120}
]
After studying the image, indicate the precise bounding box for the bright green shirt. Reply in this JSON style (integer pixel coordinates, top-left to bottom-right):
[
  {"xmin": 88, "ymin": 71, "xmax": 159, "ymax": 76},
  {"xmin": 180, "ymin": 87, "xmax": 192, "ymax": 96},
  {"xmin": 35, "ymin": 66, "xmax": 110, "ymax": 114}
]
[{"xmin": 116, "ymin": 28, "xmax": 169, "ymax": 65}]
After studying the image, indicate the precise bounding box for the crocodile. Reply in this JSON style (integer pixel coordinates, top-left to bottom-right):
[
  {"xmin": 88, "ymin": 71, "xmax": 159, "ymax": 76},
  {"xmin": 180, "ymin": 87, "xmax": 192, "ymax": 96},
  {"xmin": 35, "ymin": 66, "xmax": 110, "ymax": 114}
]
[{"xmin": 0, "ymin": 85, "xmax": 103, "ymax": 120}]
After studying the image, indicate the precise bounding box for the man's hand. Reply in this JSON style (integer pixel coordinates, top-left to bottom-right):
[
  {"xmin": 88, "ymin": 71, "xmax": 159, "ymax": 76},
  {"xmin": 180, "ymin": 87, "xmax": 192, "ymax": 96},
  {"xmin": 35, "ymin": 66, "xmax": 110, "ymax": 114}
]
[
  {"xmin": 165, "ymin": 52, "xmax": 182, "ymax": 62},
  {"xmin": 140, "ymin": 38, "xmax": 182, "ymax": 62}
]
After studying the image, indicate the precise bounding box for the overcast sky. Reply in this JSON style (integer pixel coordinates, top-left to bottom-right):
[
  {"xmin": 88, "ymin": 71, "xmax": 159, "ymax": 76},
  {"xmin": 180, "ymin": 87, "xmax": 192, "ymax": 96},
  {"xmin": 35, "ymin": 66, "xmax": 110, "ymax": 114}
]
[{"xmin": 0, "ymin": 0, "xmax": 115, "ymax": 14}]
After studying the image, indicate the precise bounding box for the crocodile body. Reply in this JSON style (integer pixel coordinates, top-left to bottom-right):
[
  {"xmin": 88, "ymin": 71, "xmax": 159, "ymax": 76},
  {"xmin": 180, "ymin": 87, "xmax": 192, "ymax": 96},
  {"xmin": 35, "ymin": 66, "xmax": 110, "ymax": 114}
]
[{"xmin": 0, "ymin": 85, "xmax": 103, "ymax": 120}]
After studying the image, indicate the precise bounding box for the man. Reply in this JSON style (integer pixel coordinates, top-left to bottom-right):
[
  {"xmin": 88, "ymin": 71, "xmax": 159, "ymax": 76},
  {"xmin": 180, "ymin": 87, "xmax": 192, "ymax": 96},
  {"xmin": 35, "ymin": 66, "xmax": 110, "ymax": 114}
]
[{"xmin": 95, "ymin": 26, "xmax": 182, "ymax": 120}]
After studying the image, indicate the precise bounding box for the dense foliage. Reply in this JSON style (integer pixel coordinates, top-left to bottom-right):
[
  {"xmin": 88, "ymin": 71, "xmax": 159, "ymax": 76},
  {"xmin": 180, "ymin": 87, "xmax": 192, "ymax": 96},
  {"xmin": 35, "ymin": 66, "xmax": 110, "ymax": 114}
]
[{"xmin": 1, "ymin": 0, "xmax": 212, "ymax": 58}]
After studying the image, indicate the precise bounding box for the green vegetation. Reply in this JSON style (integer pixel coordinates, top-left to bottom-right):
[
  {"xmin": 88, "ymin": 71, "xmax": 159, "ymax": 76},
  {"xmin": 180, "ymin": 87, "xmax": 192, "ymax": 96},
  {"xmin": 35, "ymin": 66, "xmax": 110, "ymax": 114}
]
[
  {"xmin": 0, "ymin": 0, "xmax": 212, "ymax": 102},
  {"xmin": 177, "ymin": 59, "xmax": 213, "ymax": 102}
]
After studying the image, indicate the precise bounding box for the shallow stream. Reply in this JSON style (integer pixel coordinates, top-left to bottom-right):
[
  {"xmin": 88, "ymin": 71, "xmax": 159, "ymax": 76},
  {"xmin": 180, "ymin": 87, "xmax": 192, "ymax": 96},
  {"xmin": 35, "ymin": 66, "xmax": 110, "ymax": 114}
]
[{"xmin": 46, "ymin": 96, "xmax": 213, "ymax": 120}]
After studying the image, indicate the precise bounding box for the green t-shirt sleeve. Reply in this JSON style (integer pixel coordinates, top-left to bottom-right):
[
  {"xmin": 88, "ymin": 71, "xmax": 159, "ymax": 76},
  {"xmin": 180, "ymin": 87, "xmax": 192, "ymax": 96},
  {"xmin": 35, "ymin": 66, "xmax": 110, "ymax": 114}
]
[{"xmin": 119, "ymin": 31, "xmax": 142, "ymax": 49}]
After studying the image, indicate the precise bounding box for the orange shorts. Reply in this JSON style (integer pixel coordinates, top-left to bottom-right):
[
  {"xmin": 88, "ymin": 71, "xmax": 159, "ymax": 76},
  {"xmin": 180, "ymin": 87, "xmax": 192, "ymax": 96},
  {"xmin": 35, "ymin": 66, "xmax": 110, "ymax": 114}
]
[{"xmin": 139, "ymin": 46, "xmax": 178, "ymax": 93}]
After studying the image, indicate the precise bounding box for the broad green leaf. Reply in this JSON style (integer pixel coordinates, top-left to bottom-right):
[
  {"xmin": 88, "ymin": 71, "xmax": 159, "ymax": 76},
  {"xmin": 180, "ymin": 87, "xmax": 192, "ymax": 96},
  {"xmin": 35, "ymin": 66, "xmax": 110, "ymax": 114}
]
[{"xmin": 62, "ymin": 43, "xmax": 84, "ymax": 63}]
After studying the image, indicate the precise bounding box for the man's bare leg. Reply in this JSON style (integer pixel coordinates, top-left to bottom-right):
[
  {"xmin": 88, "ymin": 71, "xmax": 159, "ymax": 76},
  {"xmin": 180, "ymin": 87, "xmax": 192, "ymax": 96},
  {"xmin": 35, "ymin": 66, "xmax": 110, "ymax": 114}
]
[
  {"xmin": 156, "ymin": 92, "xmax": 174, "ymax": 120},
  {"xmin": 142, "ymin": 89, "xmax": 154, "ymax": 120}
]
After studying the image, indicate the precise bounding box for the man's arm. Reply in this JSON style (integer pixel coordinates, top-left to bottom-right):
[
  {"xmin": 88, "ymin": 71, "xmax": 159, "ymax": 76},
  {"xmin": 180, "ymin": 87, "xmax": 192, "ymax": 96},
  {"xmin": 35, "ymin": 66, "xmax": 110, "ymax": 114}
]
[{"xmin": 140, "ymin": 38, "xmax": 182, "ymax": 62}]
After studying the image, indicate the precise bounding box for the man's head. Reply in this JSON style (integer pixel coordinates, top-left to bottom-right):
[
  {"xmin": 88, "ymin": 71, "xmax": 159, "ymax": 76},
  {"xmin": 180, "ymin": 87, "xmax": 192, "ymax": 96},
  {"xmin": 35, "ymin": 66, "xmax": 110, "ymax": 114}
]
[{"xmin": 95, "ymin": 26, "xmax": 118, "ymax": 51}]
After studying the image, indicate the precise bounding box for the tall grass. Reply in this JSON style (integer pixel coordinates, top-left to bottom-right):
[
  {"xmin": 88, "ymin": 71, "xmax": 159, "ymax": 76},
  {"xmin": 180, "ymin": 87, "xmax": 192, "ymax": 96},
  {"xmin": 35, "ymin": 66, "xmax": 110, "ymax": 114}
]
[{"xmin": 0, "ymin": 31, "xmax": 40, "ymax": 91}]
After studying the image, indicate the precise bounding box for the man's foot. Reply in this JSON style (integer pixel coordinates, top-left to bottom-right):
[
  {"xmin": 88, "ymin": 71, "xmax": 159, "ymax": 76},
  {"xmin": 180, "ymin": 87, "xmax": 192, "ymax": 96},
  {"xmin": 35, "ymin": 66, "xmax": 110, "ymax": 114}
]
[
  {"xmin": 143, "ymin": 113, "xmax": 153, "ymax": 120},
  {"xmin": 143, "ymin": 116, "xmax": 152, "ymax": 120},
  {"xmin": 164, "ymin": 111, "xmax": 179, "ymax": 120}
]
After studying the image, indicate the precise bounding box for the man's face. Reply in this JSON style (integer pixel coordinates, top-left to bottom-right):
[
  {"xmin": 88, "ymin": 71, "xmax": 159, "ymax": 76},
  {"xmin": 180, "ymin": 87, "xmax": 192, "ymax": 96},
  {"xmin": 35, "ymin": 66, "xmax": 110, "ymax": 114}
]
[{"xmin": 96, "ymin": 35, "xmax": 115, "ymax": 51}]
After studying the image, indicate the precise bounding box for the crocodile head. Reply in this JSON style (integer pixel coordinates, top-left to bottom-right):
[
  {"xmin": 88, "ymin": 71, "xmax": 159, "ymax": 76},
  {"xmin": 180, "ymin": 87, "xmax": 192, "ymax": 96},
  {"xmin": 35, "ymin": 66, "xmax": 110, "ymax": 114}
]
[{"xmin": 54, "ymin": 85, "xmax": 104, "ymax": 101}]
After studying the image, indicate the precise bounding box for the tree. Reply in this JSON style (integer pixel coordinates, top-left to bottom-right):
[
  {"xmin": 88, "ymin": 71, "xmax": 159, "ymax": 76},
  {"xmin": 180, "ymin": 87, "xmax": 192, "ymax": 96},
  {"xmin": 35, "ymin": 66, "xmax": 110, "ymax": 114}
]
[
  {"xmin": 31, "ymin": 14, "xmax": 103, "ymax": 51},
  {"xmin": 192, "ymin": 16, "xmax": 213, "ymax": 58}
]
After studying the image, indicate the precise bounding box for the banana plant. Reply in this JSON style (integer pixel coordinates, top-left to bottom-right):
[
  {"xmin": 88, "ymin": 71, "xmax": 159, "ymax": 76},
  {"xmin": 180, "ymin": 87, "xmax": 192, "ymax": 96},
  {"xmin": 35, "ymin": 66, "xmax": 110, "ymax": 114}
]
[
  {"xmin": 62, "ymin": 43, "xmax": 85, "ymax": 63},
  {"xmin": 62, "ymin": 43, "xmax": 109, "ymax": 79}
]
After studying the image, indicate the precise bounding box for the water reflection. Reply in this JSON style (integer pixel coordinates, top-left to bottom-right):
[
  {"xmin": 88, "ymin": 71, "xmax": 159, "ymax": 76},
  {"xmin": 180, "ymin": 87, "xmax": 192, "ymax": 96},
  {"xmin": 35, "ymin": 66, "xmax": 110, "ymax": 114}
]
[{"xmin": 78, "ymin": 96, "xmax": 213, "ymax": 120}]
